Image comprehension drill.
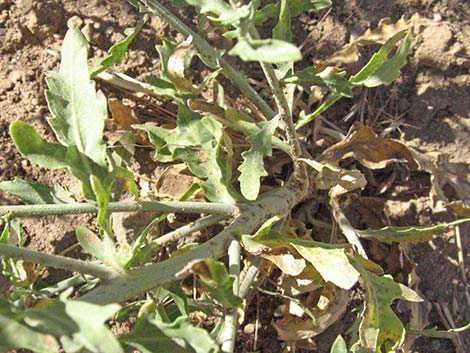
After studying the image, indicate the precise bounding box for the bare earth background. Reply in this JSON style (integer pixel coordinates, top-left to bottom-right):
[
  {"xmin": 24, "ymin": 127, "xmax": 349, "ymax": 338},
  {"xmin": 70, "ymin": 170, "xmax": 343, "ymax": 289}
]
[{"xmin": 1, "ymin": 0, "xmax": 470, "ymax": 352}]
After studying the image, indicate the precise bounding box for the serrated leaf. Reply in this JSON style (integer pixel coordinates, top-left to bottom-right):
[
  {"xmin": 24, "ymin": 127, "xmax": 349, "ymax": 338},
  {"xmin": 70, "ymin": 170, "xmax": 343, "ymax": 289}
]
[
  {"xmin": 357, "ymin": 218, "xmax": 470, "ymax": 243},
  {"xmin": 229, "ymin": 38, "xmax": 302, "ymax": 63},
  {"xmin": 238, "ymin": 118, "xmax": 278, "ymax": 200},
  {"xmin": 0, "ymin": 298, "xmax": 59, "ymax": 353},
  {"xmin": 0, "ymin": 179, "xmax": 66, "ymax": 205},
  {"xmin": 242, "ymin": 217, "xmax": 360, "ymax": 290},
  {"xmin": 91, "ymin": 15, "xmax": 148, "ymax": 78},
  {"xmin": 45, "ymin": 28, "xmax": 107, "ymax": 167},
  {"xmin": 351, "ymin": 260, "xmax": 422, "ymax": 352},
  {"xmin": 121, "ymin": 314, "xmax": 219, "ymax": 353}
]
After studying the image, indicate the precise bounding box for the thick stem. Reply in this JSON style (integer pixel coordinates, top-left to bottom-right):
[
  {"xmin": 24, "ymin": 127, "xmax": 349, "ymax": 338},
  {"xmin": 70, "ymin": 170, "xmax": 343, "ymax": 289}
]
[
  {"xmin": 0, "ymin": 244, "xmax": 118, "ymax": 280},
  {"xmin": 0, "ymin": 200, "xmax": 238, "ymax": 218},
  {"xmin": 138, "ymin": 0, "xmax": 276, "ymax": 120},
  {"xmin": 79, "ymin": 184, "xmax": 305, "ymax": 305}
]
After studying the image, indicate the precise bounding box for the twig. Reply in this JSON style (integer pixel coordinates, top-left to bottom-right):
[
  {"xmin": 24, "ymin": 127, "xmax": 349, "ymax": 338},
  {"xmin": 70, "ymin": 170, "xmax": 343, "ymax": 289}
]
[
  {"xmin": 138, "ymin": 0, "xmax": 276, "ymax": 120},
  {"xmin": 154, "ymin": 214, "xmax": 227, "ymax": 246},
  {"xmin": 0, "ymin": 200, "xmax": 238, "ymax": 218},
  {"xmin": 221, "ymin": 239, "xmax": 241, "ymax": 352},
  {"xmin": 0, "ymin": 243, "xmax": 118, "ymax": 280}
]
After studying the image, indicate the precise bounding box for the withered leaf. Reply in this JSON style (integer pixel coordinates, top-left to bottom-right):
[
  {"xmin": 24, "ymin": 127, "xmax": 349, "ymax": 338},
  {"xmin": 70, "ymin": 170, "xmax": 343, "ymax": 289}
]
[{"xmin": 319, "ymin": 123, "xmax": 418, "ymax": 170}]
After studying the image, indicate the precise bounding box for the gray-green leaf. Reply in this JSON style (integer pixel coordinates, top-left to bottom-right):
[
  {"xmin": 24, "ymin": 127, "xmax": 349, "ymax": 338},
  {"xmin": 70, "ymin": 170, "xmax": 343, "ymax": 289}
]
[
  {"xmin": 229, "ymin": 39, "xmax": 302, "ymax": 64},
  {"xmin": 45, "ymin": 28, "xmax": 107, "ymax": 167}
]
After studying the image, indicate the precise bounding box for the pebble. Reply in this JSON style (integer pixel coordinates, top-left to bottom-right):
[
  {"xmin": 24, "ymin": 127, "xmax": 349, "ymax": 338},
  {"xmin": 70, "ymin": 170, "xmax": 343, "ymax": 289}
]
[{"xmin": 67, "ymin": 15, "xmax": 84, "ymax": 29}]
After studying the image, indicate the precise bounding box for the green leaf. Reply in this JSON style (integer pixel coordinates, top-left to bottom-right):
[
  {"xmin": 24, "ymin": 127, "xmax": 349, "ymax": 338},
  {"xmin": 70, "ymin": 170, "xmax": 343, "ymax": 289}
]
[
  {"xmin": 121, "ymin": 314, "xmax": 220, "ymax": 353},
  {"xmin": 0, "ymin": 179, "xmax": 70, "ymax": 205},
  {"xmin": 229, "ymin": 38, "xmax": 302, "ymax": 63},
  {"xmin": 357, "ymin": 218, "xmax": 470, "ymax": 243},
  {"xmin": 76, "ymin": 226, "xmax": 128, "ymax": 271},
  {"xmin": 0, "ymin": 299, "xmax": 59, "ymax": 353},
  {"xmin": 193, "ymin": 259, "xmax": 242, "ymax": 309},
  {"xmin": 91, "ymin": 15, "xmax": 148, "ymax": 78},
  {"xmin": 238, "ymin": 118, "xmax": 278, "ymax": 200},
  {"xmin": 350, "ymin": 28, "xmax": 413, "ymax": 87},
  {"xmin": 25, "ymin": 295, "xmax": 123, "ymax": 353},
  {"xmin": 330, "ymin": 335, "xmax": 348, "ymax": 353},
  {"xmin": 180, "ymin": 0, "xmax": 251, "ymax": 26},
  {"xmin": 10, "ymin": 121, "xmax": 69, "ymax": 169},
  {"xmin": 45, "ymin": 28, "xmax": 107, "ymax": 167},
  {"xmin": 351, "ymin": 259, "xmax": 422, "ymax": 352},
  {"xmin": 135, "ymin": 105, "xmax": 238, "ymax": 203},
  {"xmin": 242, "ymin": 217, "xmax": 360, "ymax": 290}
]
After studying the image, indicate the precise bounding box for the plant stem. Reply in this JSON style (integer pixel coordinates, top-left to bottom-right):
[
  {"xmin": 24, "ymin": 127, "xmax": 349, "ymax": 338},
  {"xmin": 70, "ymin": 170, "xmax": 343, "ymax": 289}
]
[
  {"xmin": 247, "ymin": 28, "xmax": 302, "ymax": 160},
  {"xmin": 0, "ymin": 200, "xmax": 238, "ymax": 218},
  {"xmin": 138, "ymin": 0, "xmax": 277, "ymax": 120},
  {"xmin": 221, "ymin": 239, "xmax": 241, "ymax": 352},
  {"xmin": 80, "ymin": 183, "xmax": 305, "ymax": 305},
  {"xmin": 239, "ymin": 256, "xmax": 263, "ymax": 299},
  {"xmin": 154, "ymin": 214, "xmax": 227, "ymax": 246},
  {"xmin": 0, "ymin": 244, "xmax": 118, "ymax": 280}
]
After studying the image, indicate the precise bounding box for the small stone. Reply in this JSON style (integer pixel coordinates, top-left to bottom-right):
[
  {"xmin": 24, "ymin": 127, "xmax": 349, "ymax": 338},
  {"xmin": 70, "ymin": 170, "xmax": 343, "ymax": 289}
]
[
  {"xmin": 433, "ymin": 13, "xmax": 442, "ymax": 22},
  {"xmin": 8, "ymin": 70, "xmax": 22, "ymax": 83},
  {"xmin": 67, "ymin": 15, "xmax": 83, "ymax": 29}
]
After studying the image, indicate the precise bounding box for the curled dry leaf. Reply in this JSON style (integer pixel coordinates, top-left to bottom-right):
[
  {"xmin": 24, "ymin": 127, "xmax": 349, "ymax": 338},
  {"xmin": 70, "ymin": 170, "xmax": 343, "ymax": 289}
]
[
  {"xmin": 411, "ymin": 150, "xmax": 470, "ymax": 213},
  {"xmin": 273, "ymin": 285, "xmax": 349, "ymax": 342},
  {"xmin": 167, "ymin": 36, "xmax": 197, "ymax": 93},
  {"xmin": 319, "ymin": 122, "xmax": 418, "ymax": 170}
]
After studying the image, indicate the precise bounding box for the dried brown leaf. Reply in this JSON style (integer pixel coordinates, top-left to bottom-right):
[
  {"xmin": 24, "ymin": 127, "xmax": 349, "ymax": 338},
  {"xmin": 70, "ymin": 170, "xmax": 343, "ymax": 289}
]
[
  {"xmin": 411, "ymin": 150, "xmax": 470, "ymax": 212},
  {"xmin": 319, "ymin": 123, "xmax": 418, "ymax": 170}
]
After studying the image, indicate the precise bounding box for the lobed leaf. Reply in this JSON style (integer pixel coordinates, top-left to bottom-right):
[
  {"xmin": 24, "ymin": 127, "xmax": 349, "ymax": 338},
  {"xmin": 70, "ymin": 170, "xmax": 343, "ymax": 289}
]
[
  {"xmin": 238, "ymin": 118, "xmax": 278, "ymax": 200},
  {"xmin": 351, "ymin": 259, "xmax": 422, "ymax": 352},
  {"xmin": 91, "ymin": 15, "xmax": 148, "ymax": 78}
]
